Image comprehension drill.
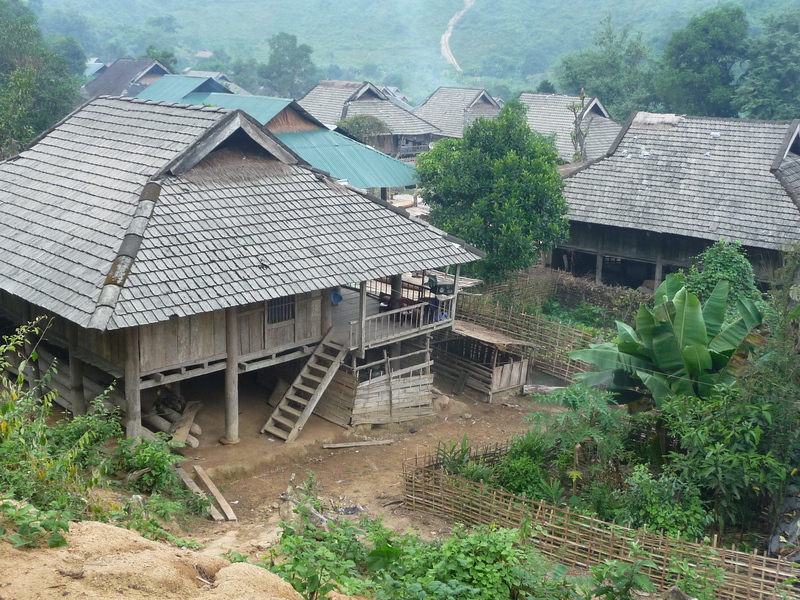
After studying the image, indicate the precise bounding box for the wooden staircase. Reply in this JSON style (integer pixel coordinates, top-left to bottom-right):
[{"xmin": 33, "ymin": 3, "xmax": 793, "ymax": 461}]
[{"xmin": 260, "ymin": 331, "xmax": 348, "ymax": 443}]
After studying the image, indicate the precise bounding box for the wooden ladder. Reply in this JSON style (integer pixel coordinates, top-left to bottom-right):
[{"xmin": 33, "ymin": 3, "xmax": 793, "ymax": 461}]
[{"xmin": 260, "ymin": 330, "xmax": 348, "ymax": 443}]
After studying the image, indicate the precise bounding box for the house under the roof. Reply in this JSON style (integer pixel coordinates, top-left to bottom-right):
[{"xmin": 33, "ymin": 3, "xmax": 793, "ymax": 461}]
[
  {"xmin": 138, "ymin": 75, "xmax": 417, "ymax": 192},
  {"xmin": 558, "ymin": 111, "xmax": 800, "ymax": 288},
  {"xmin": 82, "ymin": 58, "xmax": 171, "ymax": 99},
  {"xmin": 517, "ymin": 92, "xmax": 621, "ymax": 163},
  {"xmin": 299, "ymin": 80, "xmax": 440, "ymax": 160},
  {"xmin": 0, "ymin": 96, "xmax": 482, "ymax": 444},
  {"xmin": 413, "ymin": 87, "xmax": 501, "ymax": 139}
]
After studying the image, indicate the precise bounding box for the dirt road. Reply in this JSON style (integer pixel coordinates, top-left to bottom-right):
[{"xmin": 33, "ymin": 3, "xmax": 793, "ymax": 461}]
[{"xmin": 441, "ymin": 0, "xmax": 476, "ymax": 71}]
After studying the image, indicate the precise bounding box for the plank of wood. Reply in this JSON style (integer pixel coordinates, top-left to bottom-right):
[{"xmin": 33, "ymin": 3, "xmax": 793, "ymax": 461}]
[
  {"xmin": 193, "ymin": 465, "xmax": 237, "ymax": 521},
  {"xmin": 322, "ymin": 440, "xmax": 394, "ymax": 449},
  {"xmin": 453, "ymin": 369, "xmax": 469, "ymax": 395},
  {"xmin": 172, "ymin": 401, "xmax": 203, "ymax": 444},
  {"xmin": 174, "ymin": 467, "xmax": 224, "ymax": 522}
]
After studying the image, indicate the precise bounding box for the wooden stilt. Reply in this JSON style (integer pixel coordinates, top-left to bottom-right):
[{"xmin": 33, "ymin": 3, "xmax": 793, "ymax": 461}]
[
  {"xmin": 124, "ymin": 327, "xmax": 141, "ymax": 439},
  {"xmin": 68, "ymin": 324, "xmax": 86, "ymax": 415},
  {"xmin": 222, "ymin": 307, "xmax": 240, "ymax": 444}
]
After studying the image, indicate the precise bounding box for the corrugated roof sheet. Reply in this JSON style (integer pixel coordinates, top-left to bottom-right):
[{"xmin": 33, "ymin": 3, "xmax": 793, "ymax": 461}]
[
  {"xmin": 0, "ymin": 96, "xmax": 476, "ymax": 331},
  {"xmin": 184, "ymin": 92, "xmax": 292, "ymax": 125},
  {"xmin": 277, "ymin": 129, "xmax": 416, "ymax": 189},
  {"xmin": 518, "ymin": 92, "xmax": 620, "ymax": 162},
  {"xmin": 564, "ymin": 112, "xmax": 800, "ymax": 251},
  {"xmin": 414, "ymin": 87, "xmax": 501, "ymax": 138},
  {"xmin": 136, "ymin": 75, "xmax": 230, "ymax": 102}
]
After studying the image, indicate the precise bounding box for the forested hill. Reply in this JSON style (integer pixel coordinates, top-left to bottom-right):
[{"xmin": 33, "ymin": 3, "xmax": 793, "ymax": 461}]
[{"xmin": 36, "ymin": 0, "xmax": 800, "ymax": 102}]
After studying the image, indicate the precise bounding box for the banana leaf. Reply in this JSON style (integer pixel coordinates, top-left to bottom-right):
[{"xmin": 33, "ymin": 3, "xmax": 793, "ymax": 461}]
[
  {"xmin": 650, "ymin": 322, "xmax": 684, "ymax": 373},
  {"xmin": 636, "ymin": 370, "xmax": 674, "ymax": 407},
  {"xmin": 702, "ymin": 281, "xmax": 729, "ymax": 342},
  {"xmin": 709, "ymin": 318, "xmax": 748, "ymax": 354},
  {"xmin": 635, "ymin": 305, "xmax": 658, "ymax": 350},
  {"xmin": 736, "ymin": 298, "xmax": 763, "ymax": 330},
  {"xmin": 654, "ymin": 274, "xmax": 684, "ymax": 307},
  {"xmin": 568, "ymin": 345, "xmax": 653, "ymax": 374},
  {"xmin": 672, "ymin": 287, "xmax": 707, "ymax": 349},
  {"xmin": 681, "ymin": 344, "xmax": 713, "ymax": 377}
]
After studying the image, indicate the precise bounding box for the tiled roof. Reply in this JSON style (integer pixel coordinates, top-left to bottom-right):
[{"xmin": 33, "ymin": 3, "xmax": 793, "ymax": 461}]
[
  {"xmin": 136, "ymin": 75, "xmax": 230, "ymax": 102},
  {"xmin": 343, "ymin": 100, "xmax": 439, "ymax": 135},
  {"xmin": 564, "ymin": 112, "xmax": 800, "ymax": 251},
  {"xmin": 517, "ymin": 92, "xmax": 620, "ymax": 162},
  {"xmin": 298, "ymin": 80, "xmax": 372, "ymax": 128},
  {"xmin": 414, "ymin": 87, "xmax": 501, "ymax": 138},
  {"xmin": 0, "ymin": 97, "xmax": 476, "ymax": 331},
  {"xmin": 82, "ymin": 58, "xmax": 170, "ymax": 99}
]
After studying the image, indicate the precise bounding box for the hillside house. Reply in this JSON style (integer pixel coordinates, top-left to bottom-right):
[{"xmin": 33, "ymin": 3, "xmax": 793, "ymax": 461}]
[
  {"xmin": 413, "ymin": 87, "xmax": 502, "ymax": 139},
  {"xmin": 138, "ymin": 75, "xmax": 417, "ymax": 194},
  {"xmin": 82, "ymin": 58, "xmax": 172, "ymax": 99},
  {"xmin": 559, "ymin": 112, "xmax": 800, "ymax": 288},
  {"xmin": 517, "ymin": 92, "xmax": 621, "ymax": 163},
  {"xmin": 298, "ymin": 80, "xmax": 440, "ymax": 160},
  {"xmin": 0, "ymin": 96, "xmax": 481, "ymax": 444}
]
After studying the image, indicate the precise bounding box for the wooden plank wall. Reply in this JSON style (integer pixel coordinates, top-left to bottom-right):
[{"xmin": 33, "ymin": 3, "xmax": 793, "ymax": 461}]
[
  {"xmin": 493, "ymin": 359, "xmax": 528, "ymax": 392},
  {"xmin": 139, "ymin": 310, "xmax": 226, "ymax": 374},
  {"xmin": 315, "ymin": 369, "xmax": 357, "ymax": 427},
  {"xmin": 352, "ymin": 361, "xmax": 434, "ymax": 425}
]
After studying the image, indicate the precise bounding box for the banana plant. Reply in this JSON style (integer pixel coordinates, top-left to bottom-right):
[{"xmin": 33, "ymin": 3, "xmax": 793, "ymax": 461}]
[{"xmin": 569, "ymin": 275, "xmax": 763, "ymax": 406}]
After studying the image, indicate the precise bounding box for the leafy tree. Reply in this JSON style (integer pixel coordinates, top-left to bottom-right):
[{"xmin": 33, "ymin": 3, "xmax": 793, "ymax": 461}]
[
  {"xmin": 141, "ymin": 45, "xmax": 176, "ymax": 72},
  {"xmin": 535, "ymin": 79, "xmax": 557, "ymax": 94},
  {"xmin": 657, "ymin": 5, "xmax": 749, "ymax": 117},
  {"xmin": 734, "ymin": 8, "xmax": 800, "ymax": 120},
  {"xmin": 416, "ymin": 99, "xmax": 568, "ymax": 281},
  {"xmin": 48, "ymin": 35, "xmax": 86, "ymax": 76},
  {"xmin": 336, "ymin": 114, "xmax": 391, "ymax": 144},
  {"xmin": 0, "ymin": 0, "xmax": 80, "ymax": 159},
  {"xmin": 554, "ymin": 16, "xmax": 660, "ymax": 121},
  {"xmin": 570, "ymin": 275, "xmax": 764, "ymax": 406},
  {"xmin": 681, "ymin": 239, "xmax": 759, "ymax": 315},
  {"xmin": 258, "ymin": 32, "xmax": 317, "ymax": 98}
]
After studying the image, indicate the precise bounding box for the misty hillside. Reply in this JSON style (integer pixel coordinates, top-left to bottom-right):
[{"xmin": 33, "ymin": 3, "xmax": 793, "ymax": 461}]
[{"xmin": 37, "ymin": 0, "xmax": 800, "ymax": 101}]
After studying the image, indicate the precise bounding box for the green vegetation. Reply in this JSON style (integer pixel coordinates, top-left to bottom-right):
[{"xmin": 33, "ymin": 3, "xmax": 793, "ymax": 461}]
[
  {"xmin": 0, "ymin": 0, "xmax": 81, "ymax": 159},
  {"xmin": 337, "ymin": 114, "xmax": 392, "ymax": 144},
  {"xmin": 569, "ymin": 275, "xmax": 763, "ymax": 406},
  {"xmin": 0, "ymin": 322, "xmax": 206, "ymax": 548},
  {"xmin": 416, "ymin": 99, "xmax": 568, "ymax": 281}
]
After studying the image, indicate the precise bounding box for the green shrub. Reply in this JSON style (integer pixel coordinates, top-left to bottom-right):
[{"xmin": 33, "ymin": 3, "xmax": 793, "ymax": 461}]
[
  {"xmin": 616, "ymin": 465, "xmax": 711, "ymax": 539},
  {"xmin": 111, "ymin": 435, "xmax": 184, "ymax": 494}
]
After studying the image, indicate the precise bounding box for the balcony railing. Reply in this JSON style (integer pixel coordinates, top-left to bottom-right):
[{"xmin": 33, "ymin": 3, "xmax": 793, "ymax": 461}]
[{"xmin": 349, "ymin": 296, "xmax": 455, "ymax": 352}]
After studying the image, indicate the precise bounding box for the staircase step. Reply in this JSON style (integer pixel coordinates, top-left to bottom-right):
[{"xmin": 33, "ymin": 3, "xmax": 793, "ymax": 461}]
[
  {"xmin": 263, "ymin": 425, "xmax": 288, "ymax": 440},
  {"xmin": 302, "ymin": 373, "xmax": 323, "ymax": 383},
  {"xmin": 295, "ymin": 383, "xmax": 317, "ymax": 395},
  {"xmin": 279, "ymin": 404, "xmax": 302, "ymax": 417},
  {"xmin": 284, "ymin": 394, "xmax": 309, "ymax": 406},
  {"xmin": 272, "ymin": 414, "xmax": 297, "ymax": 429}
]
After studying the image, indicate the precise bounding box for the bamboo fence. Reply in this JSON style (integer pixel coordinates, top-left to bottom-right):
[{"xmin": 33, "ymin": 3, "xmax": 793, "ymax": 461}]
[
  {"xmin": 403, "ymin": 446, "xmax": 800, "ymax": 600},
  {"xmin": 457, "ymin": 295, "xmax": 595, "ymax": 381}
]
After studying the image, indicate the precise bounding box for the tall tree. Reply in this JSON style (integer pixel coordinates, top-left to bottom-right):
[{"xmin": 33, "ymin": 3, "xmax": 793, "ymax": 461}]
[
  {"xmin": 415, "ymin": 100, "xmax": 568, "ymax": 281},
  {"xmin": 0, "ymin": 0, "xmax": 80, "ymax": 159},
  {"xmin": 658, "ymin": 5, "xmax": 749, "ymax": 117},
  {"xmin": 258, "ymin": 32, "xmax": 317, "ymax": 98},
  {"xmin": 554, "ymin": 16, "xmax": 660, "ymax": 121},
  {"xmin": 734, "ymin": 8, "xmax": 800, "ymax": 120}
]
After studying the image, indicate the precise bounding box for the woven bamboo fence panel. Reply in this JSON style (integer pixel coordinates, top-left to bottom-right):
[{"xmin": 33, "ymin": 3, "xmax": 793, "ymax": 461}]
[
  {"xmin": 457, "ymin": 295, "xmax": 595, "ymax": 381},
  {"xmin": 404, "ymin": 448, "xmax": 800, "ymax": 600}
]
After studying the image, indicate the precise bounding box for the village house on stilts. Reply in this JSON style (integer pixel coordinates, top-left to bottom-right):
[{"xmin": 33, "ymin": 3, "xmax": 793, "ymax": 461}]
[{"xmin": 0, "ymin": 96, "xmax": 483, "ymax": 444}]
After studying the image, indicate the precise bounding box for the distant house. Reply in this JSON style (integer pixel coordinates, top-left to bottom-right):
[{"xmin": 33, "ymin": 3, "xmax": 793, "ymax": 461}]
[
  {"xmin": 82, "ymin": 58, "xmax": 171, "ymax": 99},
  {"xmin": 414, "ymin": 87, "xmax": 501, "ymax": 139},
  {"xmin": 185, "ymin": 70, "xmax": 251, "ymax": 95},
  {"xmin": 84, "ymin": 58, "xmax": 106, "ymax": 79},
  {"xmin": 517, "ymin": 92, "xmax": 621, "ymax": 163},
  {"xmin": 138, "ymin": 75, "xmax": 417, "ymax": 192},
  {"xmin": 0, "ymin": 96, "xmax": 481, "ymax": 443},
  {"xmin": 558, "ymin": 112, "xmax": 800, "ymax": 288},
  {"xmin": 378, "ymin": 85, "xmax": 413, "ymax": 110},
  {"xmin": 299, "ymin": 80, "xmax": 440, "ymax": 159}
]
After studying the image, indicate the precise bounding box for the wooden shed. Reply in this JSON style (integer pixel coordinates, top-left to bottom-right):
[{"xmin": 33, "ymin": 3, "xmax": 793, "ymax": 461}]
[
  {"xmin": 430, "ymin": 321, "xmax": 533, "ymax": 403},
  {"xmin": 0, "ymin": 96, "xmax": 483, "ymax": 444}
]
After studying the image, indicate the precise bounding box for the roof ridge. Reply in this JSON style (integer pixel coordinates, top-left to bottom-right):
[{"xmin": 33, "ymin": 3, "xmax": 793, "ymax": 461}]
[{"xmin": 87, "ymin": 181, "xmax": 162, "ymax": 330}]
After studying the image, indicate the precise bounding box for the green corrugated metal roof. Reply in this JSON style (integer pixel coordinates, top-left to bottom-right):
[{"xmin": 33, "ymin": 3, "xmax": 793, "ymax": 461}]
[
  {"xmin": 136, "ymin": 75, "xmax": 230, "ymax": 102},
  {"xmin": 183, "ymin": 92, "xmax": 292, "ymax": 124},
  {"xmin": 277, "ymin": 129, "xmax": 416, "ymax": 189},
  {"xmin": 139, "ymin": 85, "xmax": 416, "ymax": 189}
]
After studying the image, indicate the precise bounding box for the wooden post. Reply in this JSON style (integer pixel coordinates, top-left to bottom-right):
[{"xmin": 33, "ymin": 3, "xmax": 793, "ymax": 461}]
[
  {"xmin": 654, "ymin": 243, "xmax": 664, "ymax": 289},
  {"xmin": 380, "ymin": 187, "xmax": 388, "ymax": 201},
  {"xmin": 68, "ymin": 324, "xmax": 86, "ymax": 415},
  {"xmin": 124, "ymin": 327, "xmax": 141, "ymax": 439},
  {"xmin": 222, "ymin": 307, "xmax": 240, "ymax": 444},
  {"xmin": 321, "ymin": 287, "xmax": 332, "ymax": 332},
  {"xmin": 359, "ymin": 281, "xmax": 367, "ymax": 358},
  {"xmin": 451, "ymin": 264, "xmax": 461, "ymax": 319},
  {"xmin": 390, "ymin": 274, "xmax": 403, "ymax": 306},
  {"xmin": 595, "ymin": 253, "xmax": 603, "ymax": 284}
]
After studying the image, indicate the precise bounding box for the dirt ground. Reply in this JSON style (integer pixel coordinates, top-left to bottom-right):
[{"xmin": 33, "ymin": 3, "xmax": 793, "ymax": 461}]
[
  {"xmin": 0, "ymin": 371, "xmax": 561, "ymax": 600},
  {"xmin": 177, "ymin": 370, "xmax": 555, "ymax": 556}
]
